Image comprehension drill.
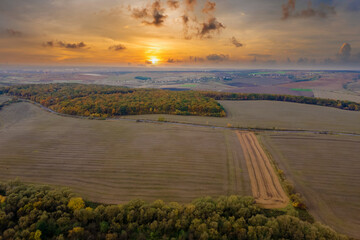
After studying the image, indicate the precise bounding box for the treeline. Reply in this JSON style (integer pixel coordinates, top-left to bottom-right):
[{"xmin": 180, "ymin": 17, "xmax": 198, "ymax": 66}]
[
  {"xmin": 200, "ymin": 92, "xmax": 360, "ymax": 111},
  {"xmin": 0, "ymin": 84, "xmax": 226, "ymax": 118},
  {"xmin": 0, "ymin": 181, "xmax": 348, "ymax": 240},
  {"xmin": 1, "ymin": 84, "xmax": 359, "ymax": 120}
]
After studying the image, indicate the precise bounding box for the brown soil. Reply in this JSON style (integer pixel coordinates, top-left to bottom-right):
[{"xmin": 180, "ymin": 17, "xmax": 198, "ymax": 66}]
[{"xmin": 235, "ymin": 131, "xmax": 289, "ymax": 208}]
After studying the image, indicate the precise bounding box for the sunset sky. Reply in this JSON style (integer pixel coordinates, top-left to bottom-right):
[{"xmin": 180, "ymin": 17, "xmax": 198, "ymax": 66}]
[{"xmin": 0, "ymin": 0, "xmax": 359, "ymax": 68}]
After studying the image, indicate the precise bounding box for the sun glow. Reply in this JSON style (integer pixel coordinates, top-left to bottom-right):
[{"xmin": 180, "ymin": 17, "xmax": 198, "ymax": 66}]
[{"xmin": 149, "ymin": 57, "xmax": 159, "ymax": 64}]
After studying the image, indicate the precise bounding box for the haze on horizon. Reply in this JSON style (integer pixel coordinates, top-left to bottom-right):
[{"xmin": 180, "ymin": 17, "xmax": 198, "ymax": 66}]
[{"xmin": 0, "ymin": 0, "xmax": 360, "ymax": 69}]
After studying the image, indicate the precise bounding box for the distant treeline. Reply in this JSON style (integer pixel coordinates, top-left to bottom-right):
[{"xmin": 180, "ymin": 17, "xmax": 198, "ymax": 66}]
[
  {"xmin": 201, "ymin": 92, "xmax": 360, "ymax": 111},
  {"xmin": 0, "ymin": 181, "xmax": 348, "ymax": 240},
  {"xmin": 0, "ymin": 84, "xmax": 226, "ymax": 118}
]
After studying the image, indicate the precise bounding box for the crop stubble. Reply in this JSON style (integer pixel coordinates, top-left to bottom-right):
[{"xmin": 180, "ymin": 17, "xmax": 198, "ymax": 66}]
[
  {"xmin": 0, "ymin": 102, "xmax": 251, "ymax": 203},
  {"xmin": 236, "ymin": 131, "xmax": 289, "ymax": 208},
  {"xmin": 261, "ymin": 133, "xmax": 360, "ymax": 238}
]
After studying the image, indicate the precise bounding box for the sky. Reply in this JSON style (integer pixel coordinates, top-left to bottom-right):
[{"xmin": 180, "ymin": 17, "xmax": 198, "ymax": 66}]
[{"xmin": 0, "ymin": 0, "xmax": 360, "ymax": 69}]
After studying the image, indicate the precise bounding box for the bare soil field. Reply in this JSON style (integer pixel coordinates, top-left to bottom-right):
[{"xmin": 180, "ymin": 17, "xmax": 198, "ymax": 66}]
[
  {"xmin": 0, "ymin": 95, "xmax": 9, "ymax": 104},
  {"xmin": 260, "ymin": 132, "xmax": 360, "ymax": 238},
  {"xmin": 279, "ymin": 72, "xmax": 356, "ymax": 92},
  {"xmin": 228, "ymin": 86, "xmax": 314, "ymax": 97},
  {"xmin": 0, "ymin": 102, "xmax": 251, "ymax": 204},
  {"xmin": 236, "ymin": 131, "xmax": 288, "ymax": 208},
  {"xmin": 123, "ymin": 101, "xmax": 360, "ymax": 134},
  {"xmin": 313, "ymin": 89, "xmax": 360, "ymax": 103}
]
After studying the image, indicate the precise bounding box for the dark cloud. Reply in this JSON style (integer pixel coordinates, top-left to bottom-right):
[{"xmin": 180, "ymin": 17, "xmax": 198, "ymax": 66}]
[
  {"xmin": 206, "ymin": 54, "xmax": 229, "ymax": 61},
  {"xmin": 182, "ymin": 15, "xmax": 190, "ymax": 25},
  {"xmin": 282, "ymin": 0, "xmax": 336, "ymax": 20},
  {"xmin": 181, "ymin": 14, "xmax": 193, "ymax": 39},
  {"xmin": 167, "ymin": 0, "xmax": 180, "ymax": 9},
  {"xmin": 231, "ymin": 37, "xmax": 243, "ymax": 48},
  {"xmin": 131, "ymin": 0, "xmax": 167, "ymax": 27},
  {"xmin": 109, "ymin": 44, "xmax": 126, "ymax": 51},
  {"xmin": 198, "ymin": 17, "xmax": 225, "ymax": 38},
  {"xmin": 43, "ymin": 41, "xmax": 87, "ymax": 49},
  {"xmin": 129, "ymin": 0, "xmax": 223, "ymax": 38},
  {"xmin": 184, "ymin": 0, "xmax": 197, "ymax": 11},
  {"xmin": 197, "ymin": 0, "xmax": 224, "ymax": 38},
  {"xmin": 202, "ymin": 0, "xmax": 216, "ymax": 14},
  {"xmin": 5, "ymin": 29, "xmax": 23, "ymax": 37},
  {"xmin": 132, "ymin": 8, "xmax": 148, "ymax": 19},
  {"xmin": 58, "ymin": 41, "xmax": 86, "ymax": 49},
  {"xmin": 338, "ymin": 42, "xmax": 351, "ymax": 61}
]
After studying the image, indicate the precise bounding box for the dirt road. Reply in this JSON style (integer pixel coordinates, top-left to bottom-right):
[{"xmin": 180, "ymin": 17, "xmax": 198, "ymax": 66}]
[{"xmin": 236, "ymin": 131, "xmax": 289, "ymax": 208}]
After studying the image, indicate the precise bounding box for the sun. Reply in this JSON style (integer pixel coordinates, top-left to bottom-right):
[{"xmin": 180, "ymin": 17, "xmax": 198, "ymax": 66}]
[{"xmin": 149, "ymin": 57, "xmax": 159, "ymax": 65}]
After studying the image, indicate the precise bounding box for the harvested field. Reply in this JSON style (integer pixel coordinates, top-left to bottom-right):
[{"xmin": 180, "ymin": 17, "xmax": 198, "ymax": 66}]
[
  {"xmin": 313, "ymin": 89, "xmax": 360, "ymax": 103},
  {"xmin": 123, "ymin": 101, "xmax": 360, "ymax": 134},
  {"xmin": 0, "ymin": 102, "xmax": 251, "ymax": 204},
  {"xmin": 261, "ymin": 132, "xmax": 360, "ymax": 238},
  {"xmin": 0, "ymin": 95, "xmax": 9, "ymax": 104},
  {"xmin": 236, "ymin": 131, "xmax": 288, "ymax": 208},
  {"xmin": 227, "ymin": 86, "xmax": 314, "ymax": 97}
]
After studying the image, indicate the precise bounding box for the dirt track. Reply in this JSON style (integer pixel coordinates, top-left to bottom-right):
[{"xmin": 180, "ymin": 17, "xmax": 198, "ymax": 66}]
[{"xmin": 236, "ymin": 131, "xmax": 289, "ymax": 208}]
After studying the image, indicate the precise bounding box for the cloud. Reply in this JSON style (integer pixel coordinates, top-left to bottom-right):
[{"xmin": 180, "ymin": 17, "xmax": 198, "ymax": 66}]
[
  {"xmin": 202, "ymin": 0, "xmax": 216, "ymax": 14},
  {"xmin": 282, "ymin": 0, "xmax": 336, "ymax": 20},
  {"xmin": 109, "ymin": 44, "xmax": 126, "ymax": 51},
  {"xmin": 58, "ymin": 41, "xmax": 86, "ymax": 49},
  {"xmin": 198, "ymin": 17, "xmax": 225, "ymax": 38},
  {"xmin": 129, "ymin": 0, "xmax": 223, "ymax": 39},
  {"xmin": 43, "ymin": 41, "xmax": 87, "ymax": 49},
  {"xmin": 206, "ymin": 54, "xmax": 229, "ymax": 61},
  {"xmin": 167, "ymin": 58, "xmax": 182, "ymax": 63},
  {"xmin": 5, "ymin": 29, "xmax": 23, "ymax": 37},
  {"xmin": 167, "ymin": 0, "xmax": 180, "ymax": 9},
  {"xmin": 338, "ymin": 42, "xmax": 351, "ymax": 61},
  {"xmin": 231, "ymin": 37, "xmax": 243, "ymax": 48},
  {"xmin": 297, "ymin": 57, "xmax": 308, "ymax": 64},
  {"xmin": 132, "ymin": 8, "xmax": 148, "ymax": 19},
  {"xmin": 185, "ymin": 0, "xmax": 197, "ymax": 11},
  {"xmin": 189, "ymin": 56, "xmax": 204, "ymax": 62},
  {"xmin": 248, "ymin": 54, "xmax": 271, "ymax": 58},
  {"xmin": 181, "ymin": 15, "xmax": 192, "ymax": 39},
  {"xmin": 131, "ymin": 0, "xmax": 167, "ymax": 27},
  {"xmin": 282, "ymin": 0, "xmax": 296, "ymax": 20},
  {"xmin": 297, "ymin": 57, "xmax": 316, "ymax": 64},
  {"xmin": 42, "ymin": 41, "xmax": 54, "ymax": 47}
]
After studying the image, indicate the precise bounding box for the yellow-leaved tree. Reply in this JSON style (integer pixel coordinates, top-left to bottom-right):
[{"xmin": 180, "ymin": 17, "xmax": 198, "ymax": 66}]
[
  {"xmin": 67, "ymin": 197, "xmax": 85, "ymax": 211},
  {"xmin": 34, "ymin": 230, "xmax": 42, "ymax": 240}
]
